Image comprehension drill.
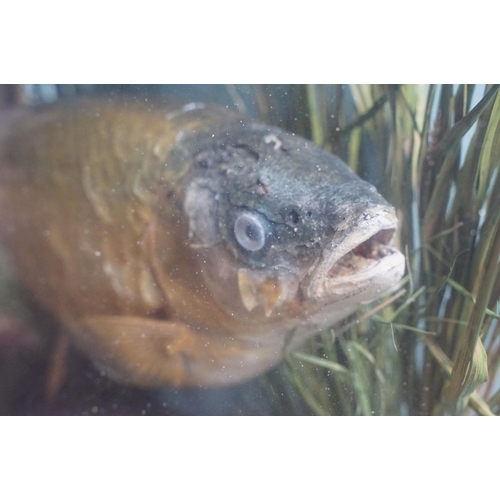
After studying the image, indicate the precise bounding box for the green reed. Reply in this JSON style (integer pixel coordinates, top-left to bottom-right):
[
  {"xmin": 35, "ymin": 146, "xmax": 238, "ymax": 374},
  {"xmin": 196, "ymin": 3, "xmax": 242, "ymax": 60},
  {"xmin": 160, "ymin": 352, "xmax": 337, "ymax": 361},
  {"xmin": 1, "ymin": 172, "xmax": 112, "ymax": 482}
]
[{"xmin": 279, "ymin": 84, "xmax": 500, "ymax": 416}]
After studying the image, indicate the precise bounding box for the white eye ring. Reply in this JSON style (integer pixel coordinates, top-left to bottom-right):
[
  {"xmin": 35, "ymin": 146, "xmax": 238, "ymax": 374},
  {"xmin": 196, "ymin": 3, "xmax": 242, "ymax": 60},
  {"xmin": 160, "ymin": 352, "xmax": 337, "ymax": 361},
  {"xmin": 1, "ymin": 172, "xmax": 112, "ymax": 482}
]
[{"xmin": 234, "ymin": 212, "xmax": 266, "ymax": 251}]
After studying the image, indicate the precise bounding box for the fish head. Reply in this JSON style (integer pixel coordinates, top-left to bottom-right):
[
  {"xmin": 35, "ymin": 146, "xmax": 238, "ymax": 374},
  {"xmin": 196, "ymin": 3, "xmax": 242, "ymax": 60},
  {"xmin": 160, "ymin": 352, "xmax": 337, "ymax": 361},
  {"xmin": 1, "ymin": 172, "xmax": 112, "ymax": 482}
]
[{"xmin": 177, "ymin": 117, "xmax": 405, "ymax": 335}]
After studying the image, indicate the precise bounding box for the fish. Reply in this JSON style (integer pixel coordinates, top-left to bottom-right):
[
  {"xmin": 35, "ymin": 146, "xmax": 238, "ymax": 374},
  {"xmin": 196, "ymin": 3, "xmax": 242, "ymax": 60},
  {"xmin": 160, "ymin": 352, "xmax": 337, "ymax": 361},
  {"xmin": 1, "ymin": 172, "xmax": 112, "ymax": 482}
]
[{"xmin": 0, "ymin": 98, "xmax": 405, "ymax": 388}]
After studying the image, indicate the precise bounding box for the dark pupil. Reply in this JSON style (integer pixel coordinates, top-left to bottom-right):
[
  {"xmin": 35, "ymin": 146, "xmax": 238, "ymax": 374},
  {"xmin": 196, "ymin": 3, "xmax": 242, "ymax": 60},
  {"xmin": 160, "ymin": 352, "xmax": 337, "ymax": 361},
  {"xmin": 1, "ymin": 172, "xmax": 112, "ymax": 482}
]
[{"xmin": 245, "ymin": 223, "xmax": 259, "ymax": 241}]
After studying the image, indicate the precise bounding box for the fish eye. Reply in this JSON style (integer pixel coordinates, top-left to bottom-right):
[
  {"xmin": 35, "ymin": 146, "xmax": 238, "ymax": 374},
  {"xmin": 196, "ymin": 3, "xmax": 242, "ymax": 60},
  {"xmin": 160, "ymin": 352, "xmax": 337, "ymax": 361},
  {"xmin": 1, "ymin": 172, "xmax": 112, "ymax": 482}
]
[{"xmin": 234, "ymin": 212, "xmax": 266, "ymax": 252}]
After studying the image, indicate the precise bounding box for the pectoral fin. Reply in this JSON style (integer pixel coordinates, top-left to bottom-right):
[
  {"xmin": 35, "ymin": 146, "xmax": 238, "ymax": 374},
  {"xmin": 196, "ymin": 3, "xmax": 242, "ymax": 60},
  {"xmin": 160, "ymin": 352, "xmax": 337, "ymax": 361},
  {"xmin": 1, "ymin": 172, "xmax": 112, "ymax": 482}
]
[
  {"xmin": 72, "ymin": 316, "xmax": 211, "ymax": 387},
  {"xmin": 237, "ymin": 268, "xmax": 297, "ymax": 317}
]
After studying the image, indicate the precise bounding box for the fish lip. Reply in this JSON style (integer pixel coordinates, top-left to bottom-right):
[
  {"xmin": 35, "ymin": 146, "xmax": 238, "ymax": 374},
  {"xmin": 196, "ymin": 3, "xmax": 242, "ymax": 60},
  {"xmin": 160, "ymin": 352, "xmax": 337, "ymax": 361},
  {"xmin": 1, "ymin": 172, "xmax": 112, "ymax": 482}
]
[{"xmin": 305, "ymin": 207, "xmax": 405, "ymax": 301}]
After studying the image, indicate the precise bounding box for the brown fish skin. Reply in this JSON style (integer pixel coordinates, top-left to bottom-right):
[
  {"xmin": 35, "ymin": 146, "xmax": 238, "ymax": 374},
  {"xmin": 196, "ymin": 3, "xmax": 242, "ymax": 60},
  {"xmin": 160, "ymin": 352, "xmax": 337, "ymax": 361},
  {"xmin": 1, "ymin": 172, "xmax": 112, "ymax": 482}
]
[{"xmin": 0, "ymin": 99, "xmax": 405, "ymax": 388}]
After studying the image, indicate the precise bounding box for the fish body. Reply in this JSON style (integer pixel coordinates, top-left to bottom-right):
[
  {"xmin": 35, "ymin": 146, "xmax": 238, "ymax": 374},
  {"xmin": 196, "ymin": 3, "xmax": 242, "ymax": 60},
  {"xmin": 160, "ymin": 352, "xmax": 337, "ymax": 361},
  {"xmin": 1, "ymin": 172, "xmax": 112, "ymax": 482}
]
[{"xmin": 0, "ymin": 99, "xmax": 405, "ymax": 387}]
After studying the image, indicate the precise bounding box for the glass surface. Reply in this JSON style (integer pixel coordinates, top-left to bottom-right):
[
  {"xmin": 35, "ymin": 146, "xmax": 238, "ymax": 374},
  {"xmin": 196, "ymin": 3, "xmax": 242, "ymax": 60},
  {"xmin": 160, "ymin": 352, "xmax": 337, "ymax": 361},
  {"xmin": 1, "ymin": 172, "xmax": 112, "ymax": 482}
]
[{"xmin": 0, "ymin": 84, "xmax": 498, "ymax": 416}]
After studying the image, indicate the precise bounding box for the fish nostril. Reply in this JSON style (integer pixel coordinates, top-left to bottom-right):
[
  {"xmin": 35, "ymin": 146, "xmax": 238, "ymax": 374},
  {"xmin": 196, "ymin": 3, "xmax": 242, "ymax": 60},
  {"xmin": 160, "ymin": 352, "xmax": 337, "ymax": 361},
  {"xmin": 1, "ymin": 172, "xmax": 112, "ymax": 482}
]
[{"xmin": 288, "ymin": 209, "xmax": 300, "ymax": 225}]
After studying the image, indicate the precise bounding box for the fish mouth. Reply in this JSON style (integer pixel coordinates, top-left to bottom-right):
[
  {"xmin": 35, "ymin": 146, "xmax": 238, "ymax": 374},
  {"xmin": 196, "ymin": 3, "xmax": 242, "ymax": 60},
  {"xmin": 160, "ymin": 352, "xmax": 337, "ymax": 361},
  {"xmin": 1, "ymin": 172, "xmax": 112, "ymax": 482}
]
[{"xmin": 306, "ymin": 207, "xmax": 405, "ymax": 302}]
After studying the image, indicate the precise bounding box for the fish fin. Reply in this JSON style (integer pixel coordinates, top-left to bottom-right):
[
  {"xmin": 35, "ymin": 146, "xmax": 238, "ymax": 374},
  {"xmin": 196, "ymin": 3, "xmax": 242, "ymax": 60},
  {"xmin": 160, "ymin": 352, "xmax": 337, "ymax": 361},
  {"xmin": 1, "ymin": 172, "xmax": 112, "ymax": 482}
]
[
  {"xmin": 237, "ymin": 268, "xmax": 259, "ymax": 312},
  {"xmin": 70, "ymin": 315, "xmax": 252, "ymax": 387},
  {"xmin": 44, "ymin": 331, "xmax": 70, "ymax": 404},
  {"xmin": 261, "ymin": 279, "xmax": 286, "ymax": 318},
  {"xmin": 72, "ymin": 315, "xmax": 223, "ymax": 387},
  {"xmin": 238, "ymin": 268, "xmax": 290, "ymax": 317}
]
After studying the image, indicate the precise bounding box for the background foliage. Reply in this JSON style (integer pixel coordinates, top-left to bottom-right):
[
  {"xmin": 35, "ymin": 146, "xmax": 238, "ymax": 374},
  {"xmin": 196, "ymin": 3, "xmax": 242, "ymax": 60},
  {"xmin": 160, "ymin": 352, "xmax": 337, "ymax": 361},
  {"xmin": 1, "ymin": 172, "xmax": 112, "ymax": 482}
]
[{"xmin": 279, "ymin": 84, "xmax": 500, "ymax": 416}]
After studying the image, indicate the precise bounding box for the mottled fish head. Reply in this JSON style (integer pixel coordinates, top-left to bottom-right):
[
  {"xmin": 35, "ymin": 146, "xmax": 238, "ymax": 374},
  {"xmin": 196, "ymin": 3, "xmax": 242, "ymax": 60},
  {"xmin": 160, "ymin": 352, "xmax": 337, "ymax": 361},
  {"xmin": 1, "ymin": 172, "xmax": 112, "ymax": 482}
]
[{"xmin": 175, "ymin": 113, "xmax": 405, "ymax": 333}]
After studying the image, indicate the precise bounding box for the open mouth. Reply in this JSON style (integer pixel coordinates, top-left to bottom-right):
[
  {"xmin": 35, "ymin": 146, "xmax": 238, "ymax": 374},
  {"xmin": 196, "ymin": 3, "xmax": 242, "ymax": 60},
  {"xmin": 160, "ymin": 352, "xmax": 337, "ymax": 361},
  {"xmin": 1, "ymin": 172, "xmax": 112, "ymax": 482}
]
[
  {"xmin": 327, "ymin": 228, "xmax": 397, "ymax": 279},
  {"xmin": 306, "ymin": 211, "xmax": 405, "ymax": 301}
]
